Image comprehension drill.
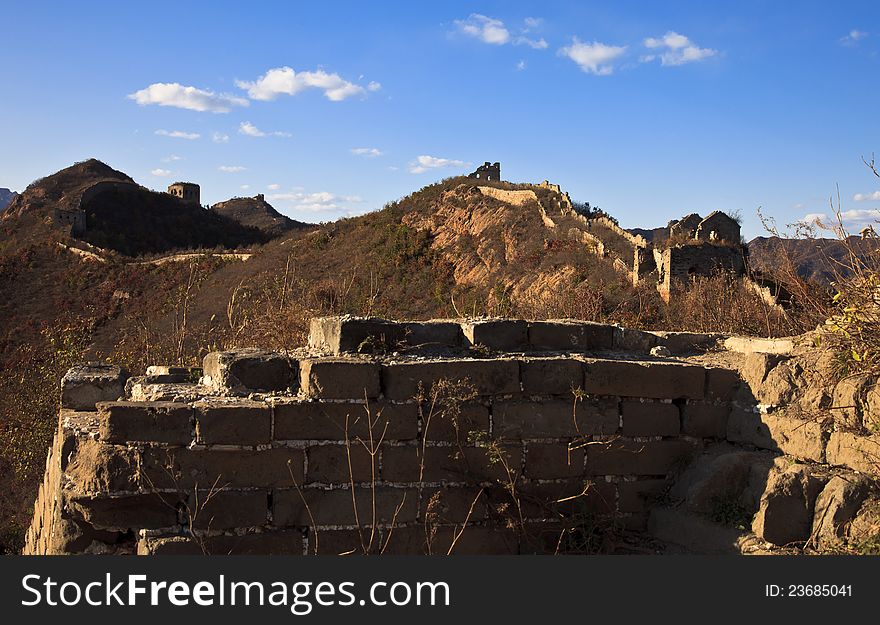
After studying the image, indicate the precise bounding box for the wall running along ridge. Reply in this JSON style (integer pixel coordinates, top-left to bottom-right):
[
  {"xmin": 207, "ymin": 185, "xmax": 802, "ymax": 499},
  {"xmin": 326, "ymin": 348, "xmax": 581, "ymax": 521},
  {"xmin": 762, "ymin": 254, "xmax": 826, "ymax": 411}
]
[{"xmin": 24, "ymin": 317, "xmax": 880, "ymax": 555}]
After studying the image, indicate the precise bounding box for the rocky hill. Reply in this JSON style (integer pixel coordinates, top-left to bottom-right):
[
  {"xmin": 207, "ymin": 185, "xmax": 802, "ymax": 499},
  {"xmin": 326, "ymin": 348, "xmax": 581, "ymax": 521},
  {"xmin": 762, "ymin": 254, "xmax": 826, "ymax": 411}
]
[
  {"xmin": 211, "ymin": 194, "xmax": 311, "ymax": 236},
  {"xmin": 748, "ymin": 236, "xmax": 880, "ymax": 284},
  {"xmin": 0, "ymin": 188, "xmax": 17, "ymax": 212}
]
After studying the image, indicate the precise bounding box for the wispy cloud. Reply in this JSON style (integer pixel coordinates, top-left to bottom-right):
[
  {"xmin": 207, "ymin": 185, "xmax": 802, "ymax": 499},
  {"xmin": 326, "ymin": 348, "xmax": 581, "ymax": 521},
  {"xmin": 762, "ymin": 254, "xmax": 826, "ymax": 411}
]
[
  {"xmin": 151, "ymin": 168, "xmax": 172, "ymax": 177},
  {"xmin": 840, "ymin": 29, "xmax": 869, "ymax": 46},
  {"xmin": 854, "ymin": 191, "xmax": 880, "ymax": 202},
  {"xmin": 212, "ymin": 132, "xmax": 230, "ymax": 144},
  {"xmin": 454, "ymin": 14, "xmax": 548, "ymax": 49},
  {"xmin": 268, "ymin": 190, "xmax": 363, "ymax": 213},
  {"xmin": 155, "ymin": 129, "xmax": 200, "ymax": 140},
  {"xmin": 558, "ymin": 38, "xmax": 627, "ymax": 75},
  {"xmin": 267, "ymin": 183, "xmax": 281, "ymax": 190},
  {"xmin": 236, "ymin": 67, "xmax": 380, "ymax": 102},
  {"xmin": 218, "ymin": 165, "xmax": 246, "ymax": 173},
  {"xmin": 641, "ymin": 31, "xmax": 717, "ymax": 66},
  {"xmin": 238, "ymin": 121, "xmax": 291, "ymax": 138},
  {"xmin": 161, "ymin": 155, "xmax": 183, "ymax": 162},
  {"xmin": 516, "ymin": 60, "xmax": 527, "ymax": 71},
  {"xmin": 350, "ymin": 147, "xmax": 384, "ymax": 157},
  {"xmin": 408, "ymin": 155, "xmax": 468, "ymax": 174},
  {"xmin": 128, "ymin": 83, "xmax": 248, "ymax": 113},
  {"xmin": 802, "ymin": 208, "xmax": 880, "ymax": 231}
]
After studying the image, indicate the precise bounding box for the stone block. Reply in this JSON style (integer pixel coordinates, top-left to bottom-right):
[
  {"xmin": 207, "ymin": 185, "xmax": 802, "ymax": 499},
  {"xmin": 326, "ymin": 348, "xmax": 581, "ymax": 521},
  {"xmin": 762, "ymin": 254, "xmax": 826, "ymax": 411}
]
[
  {"xmin": 67, "ymin": 494, "xmax": 179, "ymax": 531},
  {"xmin": 582, "ymin": 359, "xmax": 706, "ymax": 400},
  {"xmin": 494, "ymin": 398, "xmax": 618, "ymax": 438},
  {"xmin": 307, "ymin": 444, "xmax": 373, "ymax": 483},
  {"xmin": 61, "ymin": 363, "xmax": 128, "ymax": 410},
  {"xmin": 525, "ymin": 443, "xmax": 585, "ymax": 479},
  {"xmin": 381, "ymin": 359, "xmax": 520, "ymax": 400},
  {"xmin": 520, "ymin": 357, "xmax": 584, "ymax": 395},
  {"xmin": 826, "ymin": 431, "xmax": 880, "ymax": 475},
  {"xmin": 681, "ymin": 403, "xmax": 729, "ymax": 438},
  {"xmin": 752, "ymin": 463, "xmax": 829, "ymax": 546},
  {"xmin": 422, "ymin": 402, "xmax": 489, "ymax": 443},
  {"xmin": 621, "ymin": 401, "xmax": 680, "ymax": 437},
  {"xmin": 274, "ymin": 486, "xmax": 417, "ymax": 527},
  {"xmin": 762, "ymin": 414, "xmax": 828, "ymax": 463},
  {"xmin": 527, "ymin": 321, "xmax": 613, "ymax": 352},
  {"xmin": 97, "ymin": 401, "xmax": 193, "ymax": 444},
  {"xmin": 381, "ymin": 444, "xmax": 522, "ymax": 483},
  {"xmin": 273, "ymin": 400, "xmax": 418, "ymax": 441},
  {"xmin": 308, "ymin": 316, "xmax": 404, "ymax": 354},
  {"xmin": 300, "ymin": 358, "xmax": 380, "ymax": 400},
  {"xmin": 188, "ymin": 489, "xmax": 268, "ymax": 530},
  {"xmin": 461, "ymin": 319, "xmax": 528, "ymax": 352},
  {"xmin": 618, "ymin": 479, "xmax": 670, "ymax": 513},
  {"xmin": 585, "ymin": 439, "xmax": 696, "ymax": 476},
  {"xmin": 203, "ymin": 349, "xmax": 298, "ymax": 394},
  {"xmin": 141, "ymin": 447, "xmax": 304, "ymax": 490},
  {"xmin": 611, "ymin": 327, "xmax": 658, "ymax": 353},
  {"xmin": 194, "ymin": 399, "xmax": 271, "ymax": 446}
]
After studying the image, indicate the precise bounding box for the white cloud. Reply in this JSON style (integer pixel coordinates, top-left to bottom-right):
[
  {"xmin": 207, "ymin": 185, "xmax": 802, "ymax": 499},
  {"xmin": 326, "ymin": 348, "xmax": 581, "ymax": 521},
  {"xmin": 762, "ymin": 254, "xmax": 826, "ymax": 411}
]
[
  {"xmin": 268, "ymin": 190, "xmax": 359, "ymax": 213},
  {"xmin": 238, "ymin": 121, "xmax": 291, "ymax": 138},
  {"xmin": 236, "ymin": 67, "xmax": 378, "ymax": 102},
  {"xmin": 516, "ymin": 60, "xmax": 527, "ymax": 71},
  {"xmin": 267, "ymin": 183, "xmax": 281, "ymax": 190},
  {"xmin": 841, "ymin": 29, "xmax": 868, "ymax": 46},
  {"xmin": 151, "ymin": 168, "xmax": 172, "ymax": 177},
  {"xmin": 128, "ymin": 82, "xmax": 248, "ymax": 113},
  {"xmin": 642, "ymin": 31, "xmax": 717, "ymax": 66},
  {"xmin": 161, "ymin": 154, "xmax": 183, "ymax": 162},
  {"xmin": 408, "ymin": 155, "xmax": 468, "ymax": 174},
  {"xmin": 455, "ymin": 14, "xmax": 547, "ymax": 49},
  {"xmin": 558, "ymin": 38, "xmax": 627, "ymax": 75},
  {"xmin": 241, "ymin": 184, "xmax": 251, "ymax": 190},
  {"xmin": 456, "ymin": 14, "xmax": 510, "ymax": 44},
  {"xmin": 350, "ymin": 147, "xmax": 384, "ymax": 157},
  {"xmin": 212, "ymin": 132, "xmax": 230, "ymax": 144},
  {"xmin": 854, "ymin": 191, "xmax": 880, "ymax": 202},
  {"xmin": 218, "ymin": 165, "xmax": 246, "ymax": 173},
  {"xmin": 155, "ymin": 129, "xmax": 200, "ymax": 140},
  {"xmin": 802, "ymin": 209, "xmax": 880, "ymax": 231}
]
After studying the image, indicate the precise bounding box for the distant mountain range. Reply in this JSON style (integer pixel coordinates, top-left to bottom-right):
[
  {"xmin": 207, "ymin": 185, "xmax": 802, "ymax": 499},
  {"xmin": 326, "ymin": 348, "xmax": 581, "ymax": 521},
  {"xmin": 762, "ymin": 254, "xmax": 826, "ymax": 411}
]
[{"xmin": 0, "ymin": 188, "xmax": 17, "ymax": 212}]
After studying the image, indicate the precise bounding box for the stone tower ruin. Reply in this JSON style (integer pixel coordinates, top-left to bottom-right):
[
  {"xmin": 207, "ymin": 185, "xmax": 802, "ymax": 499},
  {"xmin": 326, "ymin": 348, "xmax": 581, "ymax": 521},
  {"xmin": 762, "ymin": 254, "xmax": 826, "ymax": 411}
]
[
  {"xmin": 167, "ymin": 182, "xmax": 200, "ymax": 205},
  {"xmin": 468, "ymin": 162, "xmax": 501, "ymax": 182}
]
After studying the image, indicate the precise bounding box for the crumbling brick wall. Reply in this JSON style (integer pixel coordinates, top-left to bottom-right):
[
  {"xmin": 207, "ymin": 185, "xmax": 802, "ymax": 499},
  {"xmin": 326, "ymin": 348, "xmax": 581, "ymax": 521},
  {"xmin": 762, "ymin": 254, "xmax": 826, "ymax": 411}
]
[{"xmin": 26, "ymin": 317, "xmax": 749, "ymax": 555}]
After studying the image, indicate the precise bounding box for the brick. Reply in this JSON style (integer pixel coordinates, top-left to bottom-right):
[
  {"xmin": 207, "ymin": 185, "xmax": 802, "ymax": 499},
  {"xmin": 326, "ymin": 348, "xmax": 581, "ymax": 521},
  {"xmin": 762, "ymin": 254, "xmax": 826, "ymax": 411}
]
[
  {"xmin": 612, "ymin": 327, "xmax": 657, "ymax": 353},
  {"xmin": 585, "ymin": 439, "xmax": 697, "ymax": 476},
  {"xmin": 300, "ymin": 358, "xmax": 380, "ymax": 400},
  {"xmin": 203, "ymin": 349, "xmax": 298, "ymax": 394},
  {"xmin": 307, "ymin": 444, "xmax": 374, "ymax": 483},
  {"xmin": 64, "ymin": 439, "xmax": 138, "ymax": 495},
  {"xmin": 381, "ymin": 444, "xmax": 522, "ymax": 483},
  {"xmin": 273, "ymin": 400, "xmax": 418, "ymax": 441},
  {"xmin": 520, "ymin": 358, "xmax": 584, "ymax": 395},
  {"xmin": 494, "ymin": 398, "xmax": 618, "ymax": 439},
  {"xmin": 621, "ymin": 401, "xmax": 680, "ymax": 437},
  {"xmin": 681, "ymin": 403, "xmax": 729, "ymax": 438},
  {"xmin": 618, "ymin": 479, "xmax": 669, "ymax": 512},
  {"xmin": 187, "ymin": 489, "xmax": 268, "ymax": 530},
  {"xmin": 61, "ymin": 363, "xmax": 128, "ymax": 410},
  {"xmin": 383, "ymin": 526, "xmax": 520, "ymax": 555},
  {"xmin": 402, "ymin": 321, "xmax": 463, "ymax": 351},
  {"xmin": 141, "ymin": 447, "xmax": 304, "ymax": 490},
  {"xmin": 517, "ymin": 478, "xmax": 616, "ymax": 518},
  {"xmin": 274, "ymin": 487, "xmax": 417, "ymax": 527},
  {"xmin": 525, "ymin": 443, "xmax": 585, "ymax": 479},
  {"xmin": 97, "ymin": 401, "xmax": 193, "ymax": 444},
  {"xmin": 194, "ymin": 400, "xmax": 271, "ymax": 445},
  {"xmin": 308, "ymin": 317, "xmax": 404, "ymax": 354},
  {"xmin": 308, "ymin": 529, "xmax": 368, "ymax": 555},
  {"xmin": 706, "ymin": 368, "xmax": 742, "ymax": 401},
  {"xmin": 419, "ymin": 487, "xmax": 488, "ymax": 523},
  {"xmin": 139, "ymin": 530, "xmax": 304, "ymax": 555},
  {"xmin": 422, "ymin": 403, "xmax": 489, "ymax": 443},
  {"xmin": 68, "ymin": 493, "xmax": 179, "ymax": 531},
  {"xmin": 381, "ymin": 359, "xmax": 520, "ymax": 400},
  {"xmin": 826, "ymin": 431, "xmax": 880, "ymax": 475},
  {"xmin": 462, "ymin": 319, "xmax": 528, "ymax": 352},
  {"xmin": 582, "ymin": 359, "xmax": 705, "ymax": 399},
  {"xmin": 528, "ymin": 321, "xmax": 614, "ymax": 352}
]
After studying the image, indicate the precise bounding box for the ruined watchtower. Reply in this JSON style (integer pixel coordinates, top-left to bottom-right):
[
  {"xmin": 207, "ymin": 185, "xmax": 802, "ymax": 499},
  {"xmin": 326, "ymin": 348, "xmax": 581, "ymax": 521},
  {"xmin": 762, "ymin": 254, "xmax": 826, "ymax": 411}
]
[
  {"xmin": 468, "ymin": 162, "xmax": 501, "ymax": 182},
  {"xmin": 167, "ymin": 182, "xmax": 200, "ymax": 205}
]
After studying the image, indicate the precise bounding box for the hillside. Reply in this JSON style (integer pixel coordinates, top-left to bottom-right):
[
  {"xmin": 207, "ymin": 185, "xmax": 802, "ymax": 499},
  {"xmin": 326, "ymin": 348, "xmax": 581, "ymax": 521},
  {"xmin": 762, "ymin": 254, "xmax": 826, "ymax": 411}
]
[
  {"xmin": 211, "ymin": 194, "xmax": 312, "ymax": 236},
  {"xmin": 0, "ymin": 188, "xmax": 17, "ymax": 212},
  {"xmin": 748, "ymin": 235, "xmax": 880, "ymax": 284}
]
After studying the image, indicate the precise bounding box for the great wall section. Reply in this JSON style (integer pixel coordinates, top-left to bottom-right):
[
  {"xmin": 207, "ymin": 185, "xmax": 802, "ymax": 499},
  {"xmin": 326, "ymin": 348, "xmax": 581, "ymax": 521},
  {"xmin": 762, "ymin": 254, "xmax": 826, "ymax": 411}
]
[{"xmin": 24, "ymin": 316, "xmax": 880, "ymax": 555}]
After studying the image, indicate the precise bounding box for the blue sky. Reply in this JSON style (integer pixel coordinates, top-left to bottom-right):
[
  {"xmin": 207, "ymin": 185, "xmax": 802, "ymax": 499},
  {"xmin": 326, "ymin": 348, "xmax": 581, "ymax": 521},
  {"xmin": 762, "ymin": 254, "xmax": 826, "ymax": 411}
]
[{"xmin": 1, "ymin": 1, "xmax": 879, "ymax": 238}]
